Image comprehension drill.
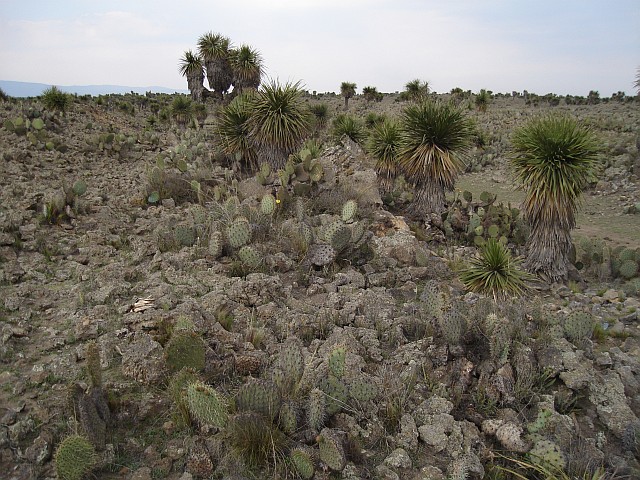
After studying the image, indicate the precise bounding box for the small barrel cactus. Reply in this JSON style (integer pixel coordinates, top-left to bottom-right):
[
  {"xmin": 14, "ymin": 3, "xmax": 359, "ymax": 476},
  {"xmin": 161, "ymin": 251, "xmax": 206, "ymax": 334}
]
[{"xmin": 54, "ymin": 435, "xmax": 96, "ymax": 480}]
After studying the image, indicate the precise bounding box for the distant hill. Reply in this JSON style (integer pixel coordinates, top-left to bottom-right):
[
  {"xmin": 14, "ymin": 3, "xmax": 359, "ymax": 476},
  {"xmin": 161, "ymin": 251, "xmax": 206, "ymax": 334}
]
[{"xmin": 0, "ymin": 80, "xmax": 189, "ymax": 98}]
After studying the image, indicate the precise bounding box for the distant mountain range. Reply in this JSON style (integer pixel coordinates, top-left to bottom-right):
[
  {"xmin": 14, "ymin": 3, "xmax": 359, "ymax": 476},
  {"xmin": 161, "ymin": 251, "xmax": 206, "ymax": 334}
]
[{"xmin": 0, "ymin": 80, "xmax": 189, "ymax": 97}]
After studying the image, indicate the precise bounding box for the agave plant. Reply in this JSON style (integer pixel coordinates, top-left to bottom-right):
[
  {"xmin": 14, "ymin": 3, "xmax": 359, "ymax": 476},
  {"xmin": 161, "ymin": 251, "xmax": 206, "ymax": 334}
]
[
  {"xmin": 510, "ymin": 115, "xmax": 599, "ymax": 281},
  {"xmin": 367, "ymin": 119, "xmax": 402, "ymax": 194},
  {"xmin": 197, "ymin": 32, "xmax": 233, "ymax": 99},
  {"xmin": 331, "ymin": 114, "xmax": 365, "ymax": 144},
  {"xmin": 178, "ymin": 50, "xmax": 205, "ymax": 102},
  {"xmin": 309, "ymin": 103, "xmax": 329, "ymax": 130},
  {"xmin": 398, "ymin": 100, "xmax": 473, "ymax": 216},
  {"xmin": 340, "ymin": 82, "xmax": 356, "ymax": 110},
  {"xmin": 459, "ymin": 238, "xmax": 534, "ymax": 300},
  {"xmin": 215, "ymin": 92, "xmax": 258, "ymax": 171},
  {"xmin": 170, "ymin": 95, "xmax": 193, "ymax": 129},
  {"xmin": 404, "ymin": 79, "xmax": 430, "ymax": 102},
  {"xmin": 247, "ymin": 81, "xmax": 311, "ymax": 170},
  {"xmin": 230, "ymin": 44, "xmax": 264, "ymax": 93}
]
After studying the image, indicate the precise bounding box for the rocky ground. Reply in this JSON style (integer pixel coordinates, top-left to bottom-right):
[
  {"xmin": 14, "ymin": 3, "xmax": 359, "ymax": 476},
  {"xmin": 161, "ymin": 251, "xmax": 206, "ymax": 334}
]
[{"xmin": 0, "ymin": 92, "xmax": 639, "ymax": 480}]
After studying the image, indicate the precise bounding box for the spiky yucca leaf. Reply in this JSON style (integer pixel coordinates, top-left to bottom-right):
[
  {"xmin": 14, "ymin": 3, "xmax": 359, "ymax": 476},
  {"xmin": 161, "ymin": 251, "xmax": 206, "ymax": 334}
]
[
  {"xmin": 459, "ymin": 238, "xmax": 534, "ymax": 300},
  {"xmin": 197, "ymin": 31, "xmax": 233, "ymax": 95},
  {"xmin": 331, "ymin": 114, "xmax": 365, "ymax": 144},
  {"xmin": 248, "ymin": 81, "xmax": 311, "ymax": 169},
  {"xmin": 215, "ymin": 92, "xmax": 258, "ymax": 170},
  {"xmin": 398, "ymin": 100, "xmax": 473, "ymax": 215},
  {"xmin": 510, "ymin": 115, "xmax": 599, "ymax": 281},
  {"xmin": 230, "ymin": 44, "xmax": 264, "ymax": 91},
  {"xmin": 367, "ymin": 119, "xmax": 402, "ymax": 193}
]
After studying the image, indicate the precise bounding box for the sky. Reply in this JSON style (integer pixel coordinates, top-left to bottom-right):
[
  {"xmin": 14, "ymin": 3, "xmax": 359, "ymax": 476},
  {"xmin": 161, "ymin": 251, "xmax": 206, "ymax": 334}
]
[{"xmin": 0, "ymin": 0, "xmax": 638, "ymax": 96}]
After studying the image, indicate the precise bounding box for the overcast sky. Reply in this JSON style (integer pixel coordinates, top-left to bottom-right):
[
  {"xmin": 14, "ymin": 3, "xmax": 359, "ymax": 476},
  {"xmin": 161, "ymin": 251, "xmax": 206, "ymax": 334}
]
[{"xmin": 0, "ymin": 0, "xmax": 638, "ymax": 96}]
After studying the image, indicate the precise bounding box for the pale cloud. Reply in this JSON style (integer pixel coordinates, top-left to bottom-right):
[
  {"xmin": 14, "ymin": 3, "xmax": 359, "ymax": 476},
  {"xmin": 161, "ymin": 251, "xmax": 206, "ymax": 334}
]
[{"xmin": 0, "ymin": 0, "xmax": 637, "ymax": 95}]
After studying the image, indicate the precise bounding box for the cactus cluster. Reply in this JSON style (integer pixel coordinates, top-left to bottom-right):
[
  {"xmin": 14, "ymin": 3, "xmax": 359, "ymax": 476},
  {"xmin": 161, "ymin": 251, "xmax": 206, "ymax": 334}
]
[
  {"xmin": 444, "ymin": 190, "xmax": 528, "ymax": 246},
  {"xmin": 574, "ymin": 239, "xmax": 640, "ymax": 281},
  {"xmin": 42, "ymin": 180, "xmax": 89, "ymax": 224},
  {"xmin": 438, "ymin": 302, "xmax": 466, "ymax": 346},
  {"xmin": 86, "ymin": 131, "xmax": 137, "ymax": 158}
]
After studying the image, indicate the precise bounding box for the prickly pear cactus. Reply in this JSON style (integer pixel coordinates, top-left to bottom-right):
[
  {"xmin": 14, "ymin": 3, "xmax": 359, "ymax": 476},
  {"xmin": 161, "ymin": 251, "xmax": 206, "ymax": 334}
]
[
  {"xmin": 348, "ymin": 376, "xmax": 378, "ymax": 402},
  {"xmin": 420, "ymin": 281, "xmax": 444, "ymax": 320},
  {"xmin": 563, "ymin": 311, "xmax": 594, "ymax": 344},
  {"xmin": 438, "ymin": 303, "xmax": 466, "ymax": 345},
  {"xmin": 226, "ymin": 217, "xmax": 251, "ymax": 249},
  {"xmin": 529, "ymin": 439, "xmax": 566, "ymax": 472},
  {"xmin": 238, "ymin": 245, "xmax": 261, "ymax": 269},
  {"xmin": 317, "ymin": 428, "xmax": 347, "ymax": 472},
  {"xmin": 317, "ymin": 375, "xmax": 349, "ymax": 416},
  {"xmin": 165, "ymin": 332, "xmax": 206, "ymax": 373},
  {"xmin": 260, "ymin": 193, "xmax": 277, "ymax": 216},
  {"xmin": 235, "ymin": 379, "xmax": 281, "ymax": 421},
  {"xmin": 274, "ymin": 342, "xmax": 304, "ymax": 394},
  {"xmin": 186, "ymin": 381, "xmax": 228, "ymax": 428},
  {"xmin": 174, "ymin": 224, "xmax": 197, "ymax": 247},
  {"xmin": 278, "ymin": 401, "xmax": 298, "ymax": 434},
  {"xmin": 341, "ymin": 200, "xmax": 358, "ymax": 223},
  {"xmin": 328, "ymin": 346, "xmax": 346, "ymax": 378},
  {"xmin": 290, "ymin": 447, "xmax": 315, "ymax": 479},
  {"xmin": 307, "ymin": 243, "xmax": 336, "ymax": 266},
  {"xmin": 322, "ymin": 220, "xmax": 351, "ymax": 252},
  {"xmin": 208, "ymin": 230, "xmax": 223, "ymax": 258},
  {"xmin": 307, "ymin": 387, "xmax": 326, "ymax": 432},
  {"xmin": 54, "ymin": 435, "xmax": 96, "ymax": 480}
]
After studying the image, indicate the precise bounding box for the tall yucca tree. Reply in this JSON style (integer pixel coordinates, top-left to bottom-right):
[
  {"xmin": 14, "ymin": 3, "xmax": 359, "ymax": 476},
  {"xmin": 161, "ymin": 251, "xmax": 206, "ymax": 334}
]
[
  {"xmin": 404, "ymin": 79, "xmax": 429, "ymax": 102},
  {"xmin": 178, "ymin": 50, "xmax": 205, "ymax": 102},
  {"xmin": 230, "ymin": 45, "xmax": 264, "ymax": 93},
  {"xmin": 510, "ymin": 115, "xmax": 599, "ymax": 281},
  {"xmin": 340, "ymin": 82, "xmax": 356, "ymax": 110},
  {"xmin": 248, "ymin": 81, "xmax": 311, "ymax": 170},
  {"xmin": 367, "ymin": 119, "xmax": 402, "ymax": 194},
  {"xmin": 197, "ymin": 32, "xmax": 233, "ymax": 99},
  {"xmin": 215, "ymin": 92, "xmax": 258, "ymax": 171},
  {"xmin": 398, "ymin": 101, "xmax": 473, "ymax": 216}
]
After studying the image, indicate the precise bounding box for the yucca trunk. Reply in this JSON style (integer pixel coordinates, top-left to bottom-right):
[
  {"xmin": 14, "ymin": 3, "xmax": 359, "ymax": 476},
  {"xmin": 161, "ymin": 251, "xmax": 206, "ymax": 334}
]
[
  {"xmin": 187, "ymin": 72, "xmax": 205, "ymax": 102},
  {"xmin": 204, "ymin": 58, "xmax": 233, "ymax": 98},
  {"xmin": 524, "ymin": 222, "xmax": 572, "ymax": 282},
  {"xmin": 410, "ymin": 180, "xmax": 445, "ymax": 216}
]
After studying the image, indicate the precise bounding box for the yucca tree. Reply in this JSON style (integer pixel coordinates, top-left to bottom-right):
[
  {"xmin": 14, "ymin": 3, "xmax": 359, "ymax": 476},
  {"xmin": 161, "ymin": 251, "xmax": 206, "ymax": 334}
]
[
  {"xmin": 340, "ymin": 82, "xmax": 356, "ymax": 110},
  {"xmin": 367, "ymin": 119, "xmax": 402, "ymax": 194},
  {"xmin": 510, "ymin": 115, "xmax": 599, "ymax": 281},
  {"xmin": 475, "ymin": 89, "xmax": 490, "ymax": 112},
  {"xmin": 178, "ymin": 50, "xmax": 205, "ymax": 102},
  {"xmin": 404, "ymin": 79, "xmax": 429, "ymax": 102},
  {"xmin": 197, "ymin": 32, "xmax": 233, "ymax": 99},
  {"xmin": 248, "ymin": 81, "xmax": 311, "ymax": 170},
  {"xmin": 215, "ymin": 92, "xmax": 258, "ymax": 171},
  {"xmin": 170, "ymin": 95, "xmax": 193, "ymax": 128},
  {"xmin": 362, "ymin": 86, "xmax": 380, "ymax": 103},
  {"xmin": 398, "ymin": 100, "xmax": 473, "ymax": 216},
  {"xmin": 230, "ymin": 45, "xmax": 264, "ymax": 93}
]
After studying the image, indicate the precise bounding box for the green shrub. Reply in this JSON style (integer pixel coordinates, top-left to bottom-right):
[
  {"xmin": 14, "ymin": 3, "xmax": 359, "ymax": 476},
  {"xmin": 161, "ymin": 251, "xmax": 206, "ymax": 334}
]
[{"xmin": 42, "ymin": 86, "xmax": 70, "ymax": 112}]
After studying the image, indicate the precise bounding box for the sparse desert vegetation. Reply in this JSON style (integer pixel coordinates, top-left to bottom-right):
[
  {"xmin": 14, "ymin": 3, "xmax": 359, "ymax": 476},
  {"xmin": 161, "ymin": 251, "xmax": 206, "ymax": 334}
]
[{"xmin": 1, "ymin": 40, "xmax": 640, "ymax": 480}]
